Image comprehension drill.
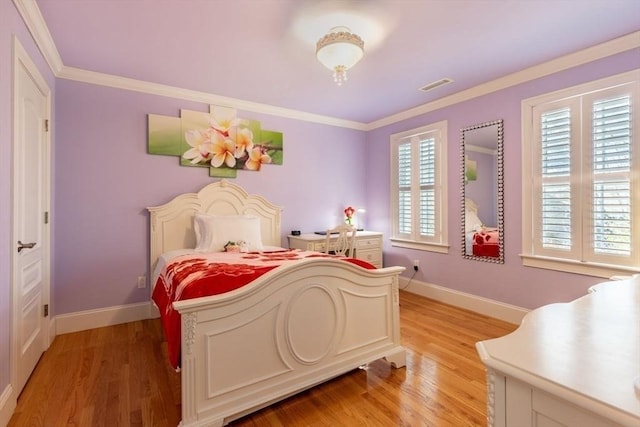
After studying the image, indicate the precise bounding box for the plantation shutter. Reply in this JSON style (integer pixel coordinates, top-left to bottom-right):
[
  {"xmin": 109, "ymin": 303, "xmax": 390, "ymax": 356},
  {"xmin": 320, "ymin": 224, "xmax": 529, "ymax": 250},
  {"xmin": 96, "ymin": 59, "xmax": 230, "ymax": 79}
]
[
  {"xmin": 523, "ymin": 73, "xmax": 638, "ymax": 275},
  {"xmin": 398, "ymin": 141, "xmax": 412, "ymax": 234},
  {"xmin": 540, "ymin": 108, "xmax": 573, "ymax": 251},
  {"xmin": 391, "ymin": 120, "xmax": 447, "ymax": 250},
  {"xmin": 419, "ymin": 137, "xmax": 436, "ymax": 237},
  {"xmin": 590, "ymin": 95, "xmax": 632, "ymax": 257}
]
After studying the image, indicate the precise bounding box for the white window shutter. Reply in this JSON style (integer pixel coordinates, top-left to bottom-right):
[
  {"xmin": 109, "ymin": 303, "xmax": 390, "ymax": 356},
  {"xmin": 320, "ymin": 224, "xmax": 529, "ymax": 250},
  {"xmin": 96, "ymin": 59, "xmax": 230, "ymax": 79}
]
[
  {"xmin": 588, "ymin": 94, "xmax": 633, "ymax": 259},
  {"xmin": 523, "ymin": 72, "xmax": 639, "ymax": 276}
]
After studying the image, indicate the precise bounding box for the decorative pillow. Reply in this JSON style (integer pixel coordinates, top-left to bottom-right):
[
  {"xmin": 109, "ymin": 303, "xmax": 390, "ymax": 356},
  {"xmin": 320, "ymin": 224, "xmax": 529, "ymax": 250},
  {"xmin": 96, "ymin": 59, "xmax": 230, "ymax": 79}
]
[
  {"xmin": 194, "ymin": 213, "xmax": 264, "ymax": 252},
  {"xmin": 465, "ymin": 210, "xmax": 483, "ymax": 233}
]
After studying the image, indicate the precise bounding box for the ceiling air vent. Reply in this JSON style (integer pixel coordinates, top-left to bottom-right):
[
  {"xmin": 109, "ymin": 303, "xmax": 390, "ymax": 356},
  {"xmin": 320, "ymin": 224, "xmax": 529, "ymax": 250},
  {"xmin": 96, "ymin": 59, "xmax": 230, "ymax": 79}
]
[{"xmin": 419, "ymin": 78, "xmax": 453, "ymax": 92}]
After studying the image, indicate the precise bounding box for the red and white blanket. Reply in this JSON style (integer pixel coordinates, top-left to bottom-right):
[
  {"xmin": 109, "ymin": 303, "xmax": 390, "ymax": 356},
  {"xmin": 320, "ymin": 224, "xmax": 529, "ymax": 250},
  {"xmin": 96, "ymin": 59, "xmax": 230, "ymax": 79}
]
[
  {"xmin": 152, "ymin": 249, "xmax": 374, "ymax": 369},
  {"xmin": 472, "ymin": 228, "xmax": 499, "ymax": 257}
]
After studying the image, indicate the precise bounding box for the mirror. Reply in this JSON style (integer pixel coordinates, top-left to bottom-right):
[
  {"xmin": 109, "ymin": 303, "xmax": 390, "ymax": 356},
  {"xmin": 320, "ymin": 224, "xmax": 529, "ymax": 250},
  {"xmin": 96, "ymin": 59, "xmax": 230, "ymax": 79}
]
[{"xmin": 461, "ymin": 119, "xmax": 504, "ymax": 263}]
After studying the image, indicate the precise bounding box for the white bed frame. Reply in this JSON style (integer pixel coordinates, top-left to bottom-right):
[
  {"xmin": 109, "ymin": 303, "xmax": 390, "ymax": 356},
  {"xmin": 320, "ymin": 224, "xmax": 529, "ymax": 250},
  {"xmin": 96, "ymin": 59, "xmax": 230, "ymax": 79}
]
[{"xmin": 148, "ymin": 180, "xmax": 406, "ymax": 427}]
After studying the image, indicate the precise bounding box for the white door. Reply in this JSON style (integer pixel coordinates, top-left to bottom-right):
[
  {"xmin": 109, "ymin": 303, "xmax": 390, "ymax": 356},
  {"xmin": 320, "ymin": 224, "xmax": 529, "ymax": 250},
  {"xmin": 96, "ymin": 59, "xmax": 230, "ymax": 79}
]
[{"xmin": 12, "ymin": 37, "xmax": 51, "ymax": 395}]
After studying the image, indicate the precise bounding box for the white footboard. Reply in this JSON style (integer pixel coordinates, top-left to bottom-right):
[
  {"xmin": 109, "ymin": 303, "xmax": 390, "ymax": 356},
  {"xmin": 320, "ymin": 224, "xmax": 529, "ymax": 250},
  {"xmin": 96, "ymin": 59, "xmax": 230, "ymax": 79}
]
[{"xmin": 173, "ymin": 258, "xmax": 406, "ymax": 427}]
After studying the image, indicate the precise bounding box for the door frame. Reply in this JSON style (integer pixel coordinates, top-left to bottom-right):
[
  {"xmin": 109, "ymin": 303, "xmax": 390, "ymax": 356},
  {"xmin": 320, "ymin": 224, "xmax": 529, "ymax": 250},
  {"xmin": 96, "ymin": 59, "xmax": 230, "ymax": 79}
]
[{"xmin": 10, "ymin": 35, "xmax": 52, "ymax": 395}]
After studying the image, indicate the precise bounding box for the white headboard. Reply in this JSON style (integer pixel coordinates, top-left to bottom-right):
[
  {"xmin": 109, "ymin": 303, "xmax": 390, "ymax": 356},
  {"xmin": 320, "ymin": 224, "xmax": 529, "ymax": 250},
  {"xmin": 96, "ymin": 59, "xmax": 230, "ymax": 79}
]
[
  {"xmin": 465, "ymin": 198, "xmax": 478, "ymax": 214},
  {"xmin": 147, "ymin": 180, "xmax": 282, "ymax": 272}
]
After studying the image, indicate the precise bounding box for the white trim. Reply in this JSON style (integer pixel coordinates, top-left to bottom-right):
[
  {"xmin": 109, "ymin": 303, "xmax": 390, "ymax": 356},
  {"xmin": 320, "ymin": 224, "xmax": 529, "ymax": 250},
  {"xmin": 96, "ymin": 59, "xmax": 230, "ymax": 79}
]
[
  {"xmin": 367, "ymin": 32, "xmax": 640, "ymax": 130},
  {"xmin": 48, "ymin": 316, "xmax": 56, "ymax": 341},
  {"xmin": 390, "ymin": 121, "xmax": 449, "ymax": 251},
  {"xmin": 13, "ymin": 0, "xmax": 640, "ymax": 130},
  {"xmin": 389, "ymin": 239, "xmax": 449, "ymax": 254},
  {"xmin": 0, "ymin": 385, "xmax": 16, "ymax": 427},
  {"xmin": 12, "ymin": 0, "xmax": 63, "ymax": 74},
  {"xmin": 521, "ymin": 254, "xmax": 640, "ymax": 279},
  {"xmin": 58, "ymin": 66, "xmax": 367, "ymax": 131},
  {"xmin": 401, "ymin": 277, "xmax": 528, "ymax": 325},
  {"xmin": 55, "ymin": 302, "xmax": 154, "ymax": 335}
]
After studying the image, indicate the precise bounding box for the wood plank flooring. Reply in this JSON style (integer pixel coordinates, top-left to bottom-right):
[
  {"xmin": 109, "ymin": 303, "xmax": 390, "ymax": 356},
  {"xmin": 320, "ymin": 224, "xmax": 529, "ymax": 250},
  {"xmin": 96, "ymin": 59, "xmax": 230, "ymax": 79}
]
[{"xmin": 8, "ymin": 291, "xmax": 517, "ymax": 426}]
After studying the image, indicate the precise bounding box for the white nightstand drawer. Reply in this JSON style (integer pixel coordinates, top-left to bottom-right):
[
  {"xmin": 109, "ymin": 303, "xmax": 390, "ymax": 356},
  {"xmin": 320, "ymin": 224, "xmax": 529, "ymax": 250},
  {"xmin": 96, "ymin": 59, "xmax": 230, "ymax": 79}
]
[
  {"xmin": 356, "ymin": 249, "xmax": 382, "ymax": 267},
  {"xmin": 356, "ymin": 237, "xmax": 382, "ymax": 249},
  {"xmin": 312, "ymin": 242, "xmax": 327, "ymax": 252}
]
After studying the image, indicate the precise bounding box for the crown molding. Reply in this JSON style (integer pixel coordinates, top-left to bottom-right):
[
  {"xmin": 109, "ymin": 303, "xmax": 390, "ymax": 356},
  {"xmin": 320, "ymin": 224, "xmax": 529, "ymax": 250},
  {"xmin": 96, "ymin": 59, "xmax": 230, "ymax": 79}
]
[
  {"xmin": 14, "ymin": 0, "xmax": 639, "ymax": 132},
  {"xmin": 58, "ymin": 66, "xmax": 368, "ymax": 130},
  {"xmin": 13, "ymin": 0, "xmax": 367, "ymax": 130},
  {"xmin": 366, "ymin": 31, "xmax": 640, "ymax": 130},
  {"xmin": 12, "ymin": 0, "xmax": 63, "ymax": 74}
]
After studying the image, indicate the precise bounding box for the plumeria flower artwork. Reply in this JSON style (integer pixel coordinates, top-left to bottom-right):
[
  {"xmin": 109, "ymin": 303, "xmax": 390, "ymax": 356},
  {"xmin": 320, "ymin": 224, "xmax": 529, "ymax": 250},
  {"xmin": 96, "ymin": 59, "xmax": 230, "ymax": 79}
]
[
  {"xmin": 148, "ymin": 105, "xmax": 283, "ymax": 178},
  {"xmin": 183, "ymin": 129, "xmax": 214, "ymax": 164},
  {"xmin": 245, "ymin": 146, "xmax": 272, "ymax": 171}
]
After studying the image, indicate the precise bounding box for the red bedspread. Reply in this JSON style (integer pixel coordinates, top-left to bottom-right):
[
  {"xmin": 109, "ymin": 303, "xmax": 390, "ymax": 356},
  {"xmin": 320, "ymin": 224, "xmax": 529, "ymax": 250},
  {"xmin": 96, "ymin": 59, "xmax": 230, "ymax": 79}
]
[
  {"xmin": 152, "ymin": 249, "xmax": 374, "ymax": 369},
  {"xmin": 472, "ymin": 228, "xmax": 499, "ymax": 257}
]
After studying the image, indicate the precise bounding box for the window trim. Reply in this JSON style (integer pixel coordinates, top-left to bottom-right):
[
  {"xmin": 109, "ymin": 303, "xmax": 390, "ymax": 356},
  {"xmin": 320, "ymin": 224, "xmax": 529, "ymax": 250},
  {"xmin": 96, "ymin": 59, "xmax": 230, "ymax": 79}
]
[
  {"xmin": 521, "ymin": 69, "xmax": 640, "ymax": 278},
  {"xmin": 390, "ymin": 120, "xmax": 448, "ymax": 253}
]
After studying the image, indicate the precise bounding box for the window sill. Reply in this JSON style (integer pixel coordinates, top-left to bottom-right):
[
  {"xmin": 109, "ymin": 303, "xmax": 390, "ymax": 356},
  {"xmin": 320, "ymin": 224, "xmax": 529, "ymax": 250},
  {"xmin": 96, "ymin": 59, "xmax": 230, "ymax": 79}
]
[
  {"xmin": 520, "ymin": 254, "xmax": 640, "ymax": 279},
  {"xmin": 390, "ymin": 238, "xmax": 449, "ymax": 254}
]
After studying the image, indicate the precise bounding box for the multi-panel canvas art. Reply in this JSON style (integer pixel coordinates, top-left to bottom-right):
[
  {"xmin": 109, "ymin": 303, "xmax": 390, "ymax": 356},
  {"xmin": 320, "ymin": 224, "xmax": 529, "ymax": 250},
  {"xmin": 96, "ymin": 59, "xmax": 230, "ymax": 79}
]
[{"xmin": 148, "ymin": 105, "xmax": 283, "ymax": 178}]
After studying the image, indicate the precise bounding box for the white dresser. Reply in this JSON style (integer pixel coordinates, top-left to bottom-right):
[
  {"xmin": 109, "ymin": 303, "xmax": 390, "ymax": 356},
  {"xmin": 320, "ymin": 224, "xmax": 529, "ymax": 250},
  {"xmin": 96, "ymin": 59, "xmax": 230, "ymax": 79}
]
[
  {"xmin": 476, "ymin": 275, "xmax": 640, "ymax": 427},
  {"xmin": 287, "ymin": 231, "xmax": 383, "ymax": 268}
]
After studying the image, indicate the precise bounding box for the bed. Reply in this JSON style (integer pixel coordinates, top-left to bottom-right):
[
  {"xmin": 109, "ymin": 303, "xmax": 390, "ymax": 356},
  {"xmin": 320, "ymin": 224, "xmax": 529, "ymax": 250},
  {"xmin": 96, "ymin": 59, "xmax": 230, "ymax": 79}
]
[
  {"xmin": 464, "ymin": 198, "xmax": 499, "ymax": 258},
  {"xmin": 147, "ymin": 180, "xmax": 406, "ymax": 427}
]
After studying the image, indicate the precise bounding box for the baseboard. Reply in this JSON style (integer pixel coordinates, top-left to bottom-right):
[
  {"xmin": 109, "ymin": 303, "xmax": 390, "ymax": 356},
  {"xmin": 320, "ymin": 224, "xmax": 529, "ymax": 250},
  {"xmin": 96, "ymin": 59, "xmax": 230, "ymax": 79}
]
[
  {"xmin": 400, "ymin": 277, "xmax": 528, "ymax": 325},
  {"xmin": 55, "ymin": 301, "xmax": 155, "ymax": 335},
  {"xmin": 48, "ymin": 316, "xmax": 56, "ymax": 346},
  {"xmin": 0, "ymin": 384, "xmax": 16, "ymax": 427}
]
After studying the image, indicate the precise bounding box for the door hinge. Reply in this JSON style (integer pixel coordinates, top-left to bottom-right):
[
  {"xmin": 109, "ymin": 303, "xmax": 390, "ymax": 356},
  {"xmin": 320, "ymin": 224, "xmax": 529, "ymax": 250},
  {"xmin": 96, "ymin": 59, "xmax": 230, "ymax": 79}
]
[
  {"xmin": 44, "ymin": 304, "xmax": 49, "ymax": 317},
  {"xmin": 44, "ymin": 119, "xmax": 49, "ymax": 132},
  {"xmin": 44, "ymin": 211, "xmax": 49, "ymax": 224}
]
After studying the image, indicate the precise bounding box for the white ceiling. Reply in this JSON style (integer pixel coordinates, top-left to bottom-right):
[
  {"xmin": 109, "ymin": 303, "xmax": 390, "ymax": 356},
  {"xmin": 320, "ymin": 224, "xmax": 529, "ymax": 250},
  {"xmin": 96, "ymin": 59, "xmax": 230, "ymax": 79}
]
[{"xmin": 29, "ymin": 0, "xmax": 640, "ymax": 125}]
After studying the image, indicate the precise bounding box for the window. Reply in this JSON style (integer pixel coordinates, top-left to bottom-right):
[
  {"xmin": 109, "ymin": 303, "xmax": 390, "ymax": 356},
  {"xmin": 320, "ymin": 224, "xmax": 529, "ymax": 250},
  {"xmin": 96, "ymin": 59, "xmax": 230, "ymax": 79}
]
[
  {"xmin": 390, "ymin": 121, "xmax": 448, "ymax": 253},
  {"xmin": 522, "ymin": 70, "xmax": 640, "ymax": 277}
]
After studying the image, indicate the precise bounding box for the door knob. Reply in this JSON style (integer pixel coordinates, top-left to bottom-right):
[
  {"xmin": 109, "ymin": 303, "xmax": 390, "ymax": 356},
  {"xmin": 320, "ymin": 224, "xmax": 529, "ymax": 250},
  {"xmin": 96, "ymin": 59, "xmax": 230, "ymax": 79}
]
[{"xmin": 17, "ymin": 240, "xmax": 36, "ymax": 253}]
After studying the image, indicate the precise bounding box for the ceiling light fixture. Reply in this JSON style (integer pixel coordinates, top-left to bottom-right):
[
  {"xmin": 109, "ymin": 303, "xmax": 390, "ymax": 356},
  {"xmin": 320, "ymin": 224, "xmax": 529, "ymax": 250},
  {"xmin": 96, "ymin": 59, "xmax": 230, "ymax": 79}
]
[{"xmin": 316, "ymin": 26, "xmax": 364, "ymax": 86}]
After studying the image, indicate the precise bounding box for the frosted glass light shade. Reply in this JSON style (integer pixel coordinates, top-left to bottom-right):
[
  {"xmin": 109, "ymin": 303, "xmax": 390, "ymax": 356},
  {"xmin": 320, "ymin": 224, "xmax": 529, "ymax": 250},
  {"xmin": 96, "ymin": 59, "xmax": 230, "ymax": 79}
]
[{"xmin": 316, "ymin": 27, "xmax": 364, "ymax": 85}]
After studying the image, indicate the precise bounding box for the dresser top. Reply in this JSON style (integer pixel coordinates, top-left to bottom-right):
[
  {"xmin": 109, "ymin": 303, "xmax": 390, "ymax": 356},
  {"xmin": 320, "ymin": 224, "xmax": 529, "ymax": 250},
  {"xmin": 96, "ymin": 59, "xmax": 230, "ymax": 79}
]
[
  {"xmin": 288, "ymin": 231, "xmax": 382, "ymax": 241},
  {"xmin": 477, "ymin": 276, "xmax": 640, "ymax": 425}
]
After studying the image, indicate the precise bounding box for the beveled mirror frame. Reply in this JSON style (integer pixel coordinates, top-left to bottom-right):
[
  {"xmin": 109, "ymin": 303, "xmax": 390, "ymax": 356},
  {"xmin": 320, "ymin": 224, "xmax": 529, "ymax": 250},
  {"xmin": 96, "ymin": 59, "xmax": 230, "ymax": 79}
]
[{"xmin": 460, "ymin": 119, "xmax": 504, "ymax": 263}]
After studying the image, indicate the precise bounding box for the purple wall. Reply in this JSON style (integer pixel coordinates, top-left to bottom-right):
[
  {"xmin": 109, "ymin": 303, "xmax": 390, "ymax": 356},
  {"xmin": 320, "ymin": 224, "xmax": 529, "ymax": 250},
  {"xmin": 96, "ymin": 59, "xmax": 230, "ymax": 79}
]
[
  {"xmin": 2, "ymin": 3, "xmax": 638, "ymax": 413},
  {"xmin": 53, "ymin": 80, "xmax": 367, "ymax": 314},
  {"xmin": 366, "ymin": 49, "xmax": 640, "ymax": 309},
  {"xmin": 54, "ymin": 49, "xmax": 639, "ymax": 317},
  {"xmin": 465, "ymin": 151, "xmax": 497, "ymax": 226},
  {"xmin": 1, "ymin": 0, "xmax": 56, "ymax": 405}
]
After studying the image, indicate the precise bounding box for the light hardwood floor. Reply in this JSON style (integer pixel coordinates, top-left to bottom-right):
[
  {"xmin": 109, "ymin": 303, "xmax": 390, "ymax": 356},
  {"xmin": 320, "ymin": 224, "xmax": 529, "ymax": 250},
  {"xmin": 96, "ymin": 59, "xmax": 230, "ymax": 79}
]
[{"xmin": 8, "ymin": 291, "xmax": 518, "ymax": 426}]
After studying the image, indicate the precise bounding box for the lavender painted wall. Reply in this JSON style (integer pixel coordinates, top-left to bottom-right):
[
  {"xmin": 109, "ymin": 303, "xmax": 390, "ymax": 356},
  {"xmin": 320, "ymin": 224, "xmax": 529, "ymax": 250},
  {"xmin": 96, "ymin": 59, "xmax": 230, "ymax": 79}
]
[
  {"xmin": 366, "ymin": 49, "xmax": 640, "ymax": 310},
  {"xmin": 53, "ymin": 80, "xmax": 367, "ymax": 314},
  {"xmin": 55, "ymin": 49, "xmax": 639, "ymax": 316},
  {"xmin": 1, "ymin": 0, "xmax": 55, "ymax": 407},
  {"xmin": 465, "ymin": 151, "xmax": 497, "ymax": 226}
]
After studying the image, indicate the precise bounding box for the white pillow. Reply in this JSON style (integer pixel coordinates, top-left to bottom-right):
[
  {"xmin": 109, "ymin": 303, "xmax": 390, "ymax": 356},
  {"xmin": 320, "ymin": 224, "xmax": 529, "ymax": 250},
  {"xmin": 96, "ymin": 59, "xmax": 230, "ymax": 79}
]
[
  {"xmin": 465, "ymin": 210, "xmax": 483, "ymax": 233},
  {"xmin": 194, "ymin": 213, "xmax": 264, "ymax": 252},
  {"xmin": 194, "ymin": 213, "xmax": 215, "ymax": 251}
]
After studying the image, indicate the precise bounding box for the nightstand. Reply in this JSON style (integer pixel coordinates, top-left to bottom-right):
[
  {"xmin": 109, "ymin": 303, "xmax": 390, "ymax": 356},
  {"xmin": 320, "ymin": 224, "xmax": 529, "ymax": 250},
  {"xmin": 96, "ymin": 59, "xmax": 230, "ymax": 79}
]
[{"xmin": 288, "ymin": 231, "xmax": 383, "ymax": 268}]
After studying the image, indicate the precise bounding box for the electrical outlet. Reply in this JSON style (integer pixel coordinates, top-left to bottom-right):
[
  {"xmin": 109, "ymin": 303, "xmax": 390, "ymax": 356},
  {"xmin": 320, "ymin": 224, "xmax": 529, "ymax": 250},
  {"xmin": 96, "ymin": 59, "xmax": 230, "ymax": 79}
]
[
  {"xmin": 137, "ymin": 275, "xmax": 146, "ymax": 289},
  {"xmin": 413, "ymin": 259, "xmax": 419, "ymax": 271}
]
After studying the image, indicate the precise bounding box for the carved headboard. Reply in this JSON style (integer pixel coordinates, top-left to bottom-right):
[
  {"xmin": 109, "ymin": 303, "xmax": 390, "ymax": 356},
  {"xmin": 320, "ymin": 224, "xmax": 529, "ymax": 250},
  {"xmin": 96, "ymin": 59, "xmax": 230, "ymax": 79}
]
[{"xmin": 147, "ymin": 180, "xmax": 282, "ymax": 272}]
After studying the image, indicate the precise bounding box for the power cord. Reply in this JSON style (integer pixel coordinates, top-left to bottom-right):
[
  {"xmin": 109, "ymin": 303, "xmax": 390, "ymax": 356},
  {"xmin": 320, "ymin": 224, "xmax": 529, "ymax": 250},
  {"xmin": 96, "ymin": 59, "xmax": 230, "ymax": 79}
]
[{"xmin": 400, "ymin": 264, "xmax": 418, "ymax": 290}]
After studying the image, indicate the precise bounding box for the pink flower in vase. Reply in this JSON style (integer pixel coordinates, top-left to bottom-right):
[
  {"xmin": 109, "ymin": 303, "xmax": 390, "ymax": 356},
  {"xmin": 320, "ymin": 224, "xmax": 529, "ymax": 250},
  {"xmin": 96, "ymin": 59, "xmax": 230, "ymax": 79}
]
[{"xmin": 344, "ymin": 206, "xmax": 355, "ymax": 225}]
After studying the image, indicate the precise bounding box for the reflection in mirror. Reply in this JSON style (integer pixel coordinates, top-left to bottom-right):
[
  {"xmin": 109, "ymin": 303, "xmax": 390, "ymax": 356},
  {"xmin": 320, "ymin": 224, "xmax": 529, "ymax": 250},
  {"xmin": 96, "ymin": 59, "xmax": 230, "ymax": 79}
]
[{"xmin": 461, "ymin": 119, "xmax": 504, "ymax": 263}]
